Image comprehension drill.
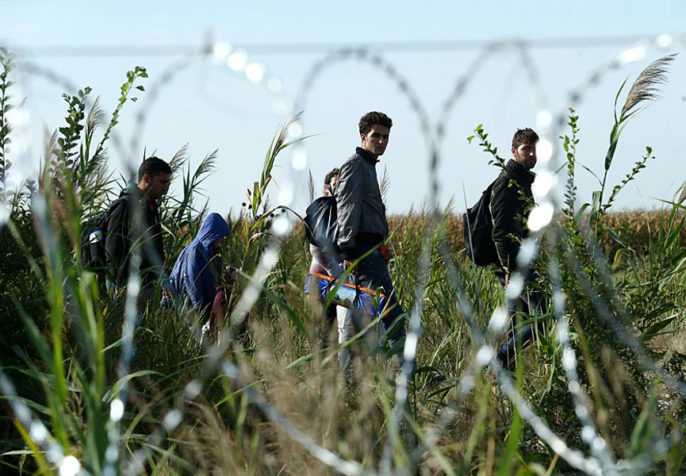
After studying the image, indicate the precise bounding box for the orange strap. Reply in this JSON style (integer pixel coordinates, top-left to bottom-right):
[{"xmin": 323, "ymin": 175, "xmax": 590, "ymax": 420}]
[{"xmin": 309, "ymin": 272, "xmax": 388, "ymax": 300}]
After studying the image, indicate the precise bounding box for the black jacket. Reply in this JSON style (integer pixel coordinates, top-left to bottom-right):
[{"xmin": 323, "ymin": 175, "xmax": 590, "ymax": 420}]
[
  {"xmin": 105, "ymin": 185, "xmax": 165, "ymax": 286},
  {"xmin": 489, "ymin": 159, "xmax": 535, "ymax": 273},
  {"xmin": 335, "ymin": 147, "xmax": 389, "ymax": 259}
]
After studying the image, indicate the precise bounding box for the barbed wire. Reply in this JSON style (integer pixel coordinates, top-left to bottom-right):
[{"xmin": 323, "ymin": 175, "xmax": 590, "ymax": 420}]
[
  {"xmin": 295, "ymin": 47, "xmax": 433, "ymax": 150},
  {"xmin": 557, "ymin": 33, "xmax": 686, "ymax": 130},
  {"xmin": 0, "ymin": 32, "xmax": 684, "ymax": 475},
  {"xmin": 16, "ymin": 34, "xmax": 663, "ymax": 57}
]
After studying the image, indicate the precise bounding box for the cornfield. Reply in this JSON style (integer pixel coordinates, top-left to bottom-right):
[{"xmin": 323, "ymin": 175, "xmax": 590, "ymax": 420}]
[{"xmin": 389, "ymin": 209, "xmax": 686, "ymax": 259}]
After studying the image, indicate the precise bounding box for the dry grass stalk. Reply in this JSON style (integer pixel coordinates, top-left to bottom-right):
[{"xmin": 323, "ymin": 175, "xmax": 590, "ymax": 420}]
[{"xmin": 620, "ymin": 54, "xmax": 676, "ymax": 120}]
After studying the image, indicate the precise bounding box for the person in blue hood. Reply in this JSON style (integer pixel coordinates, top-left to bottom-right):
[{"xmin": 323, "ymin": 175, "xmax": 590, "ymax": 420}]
[{"xmin": 169, "ymin": 213, "xmax": 231, "ymax": 318}]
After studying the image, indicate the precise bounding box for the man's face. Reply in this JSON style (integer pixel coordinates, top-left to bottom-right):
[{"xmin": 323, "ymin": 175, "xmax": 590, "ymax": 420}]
[
  {"xmin": 360, "ymin": 124, "xmax": 390, "ymax": 157},
  {"xmin": 512, "ymin": 142, "xmax": 537, "ymax": 170},
  {"xmin": 325, "ymin": 175, "xmax": 338, "ymax": 196},
  {"xmin": 142, "ymin": 172, "xmax": 171, "ymax": 200},
  {"xmin": 211, "ymin": 236, "xmax": 227, "ymax": 247}
]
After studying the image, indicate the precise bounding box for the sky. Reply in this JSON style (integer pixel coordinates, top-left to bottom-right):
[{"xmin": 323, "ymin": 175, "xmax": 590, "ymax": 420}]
[{"xmin": 2, "ymin": 1, "xmax": 686, "ymax": 218}]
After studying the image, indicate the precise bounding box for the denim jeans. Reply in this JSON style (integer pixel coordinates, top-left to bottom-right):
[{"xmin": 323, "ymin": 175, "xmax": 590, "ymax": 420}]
[
  {"xmin": 496, "ymin": 273, "xmax": 546, "ymax": 370},
  {"xmin": 355, "ymin": 249, "xmax": 407, "ymax": 348},
  {"xmin": 337, "ymin": 248, "xmax": 407, "ymax": 373}
]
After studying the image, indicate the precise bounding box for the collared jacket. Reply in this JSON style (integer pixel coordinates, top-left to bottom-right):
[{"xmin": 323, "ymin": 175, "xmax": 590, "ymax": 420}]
[
  {"xmin": 490, "ymin": 159, "xmax": 535, "ymax": 273},
  {"xmin": 170, "ymin": 213, "xmax": 230, "ymax": 314},
  {"xmin": 105, "ymin": 184, "xmax": 165, "ymax": 286},
  {"xmin": 335, "ymin": 147, "xmax": 389, "ymax": 259}
]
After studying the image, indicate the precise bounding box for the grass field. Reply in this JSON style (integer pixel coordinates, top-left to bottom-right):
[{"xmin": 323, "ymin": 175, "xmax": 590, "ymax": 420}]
[{"xmin": 1, "ymin": 51, "xmax": 685, "ymax": 475}]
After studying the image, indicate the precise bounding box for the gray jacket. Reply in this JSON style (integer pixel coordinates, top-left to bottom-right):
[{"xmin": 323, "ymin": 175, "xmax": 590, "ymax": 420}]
[{"xmin": 335, "ymin": 147, "xmax": 389, "ymax": 258}]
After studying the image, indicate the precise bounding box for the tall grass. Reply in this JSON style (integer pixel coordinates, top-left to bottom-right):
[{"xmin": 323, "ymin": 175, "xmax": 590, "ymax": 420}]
[{"xmin": 0, "ymin": 53, "xmax": 685, "ymax": 475}]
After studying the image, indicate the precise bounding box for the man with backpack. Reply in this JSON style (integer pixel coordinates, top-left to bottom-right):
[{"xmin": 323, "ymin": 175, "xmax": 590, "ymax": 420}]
[
  {"xmin": 307, "ymin": 168, "xmax": 344, "ymax": 279},
  {"xmin": 484, "ymin": 128, "xmax": 545, "ymax": 370},
  {"xmin": 105, "ymin": 156, "xmax": 172, "ymax": 297},
  {"xmin": 305, "ymin": 168, "xmax": 346, "ymax": 349},
  {"xmin": 335, "ymin": 111, "xmax": 408, "ymax": 371}
]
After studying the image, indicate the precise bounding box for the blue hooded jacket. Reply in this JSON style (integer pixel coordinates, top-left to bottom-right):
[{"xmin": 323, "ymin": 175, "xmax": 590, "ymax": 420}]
[{"xmin": 170, "ymin": 213, "xmax": 230, "ymax": 313}]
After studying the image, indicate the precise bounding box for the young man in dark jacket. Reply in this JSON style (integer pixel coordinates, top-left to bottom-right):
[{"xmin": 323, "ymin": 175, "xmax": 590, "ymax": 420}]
[
  {"xmin": 335, "ymin": 111, "xmax": 407, "ymax": 365},
  {"xmin": 490, "ymin": 128, "xmax": 545, "ymax": 370},
  {"xmin": 105, "ymin": 156, "xmax": 172, "ymax": 292}
]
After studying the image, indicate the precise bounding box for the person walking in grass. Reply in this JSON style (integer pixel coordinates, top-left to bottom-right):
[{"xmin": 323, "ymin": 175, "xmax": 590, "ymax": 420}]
[
  {"xmin": 491, "ymin": 128, "xmax": 546, "ymax": 370},
  {"xmin": 306, "ymin": 167, "xmax": 345, "ymax": 341},
  {"xmin": 105, "ymin": 156, "xmax": 172, "ymax": 299},
  {"xmin": 169, "ymin": 212, "xmax": 231, "ymax": 333},
  {"xmin": 334, "ymin": 111, "xmax": 409, "ymax": 373},
  {"xmin": 305, "ymin": 167, "xmax": 363, "ymax": 371},
  {"xmin": 308, "ymin": 168, "xmax": 344, "ymax": 280}
]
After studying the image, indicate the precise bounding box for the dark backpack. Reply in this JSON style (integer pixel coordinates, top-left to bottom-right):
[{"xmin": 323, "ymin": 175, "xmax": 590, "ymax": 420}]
[
  {"xmin": 304, "ymin": 196, "xmax": 339, "ymax": 254},
  {"xmin": 80, "ymin": 198, "xmax": 123, "ymax": 271},
  {"xmin": 80, "ymin": 211, "xmax": 107, "ymax": 271},
  {"xmin": 463, "ymin": 180, "xmax": 499, "ymax": 266}
]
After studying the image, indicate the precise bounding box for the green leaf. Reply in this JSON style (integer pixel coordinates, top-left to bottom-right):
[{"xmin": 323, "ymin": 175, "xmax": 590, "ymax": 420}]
[
  {"xmin": 102, "ymin": 370, "xmax": 164, "ymax": 401},
  {"xmin": 13, "ymin": 421, "xmax": 53, "ymax": 475},
  {"xmin": 496, "ymin": 399, "xmax": 522, "ymax": 476},
  {"xmin": 591, "ymin": 190, "xmax": 601, "ymax": 213},
  {"xmin": 260, "ymin": 284, "xmax": 309, "ymax": 337},
  {"xmin": 641, "ymin": 317, "xmax": 675, "ymax": 342},
  {"xmin": 629, "ymin": 392, "xmax": 658, "ymax": 458},
  {"xmin": 603, "ymin": 226, "xmax": 629, "ymax": 249}
]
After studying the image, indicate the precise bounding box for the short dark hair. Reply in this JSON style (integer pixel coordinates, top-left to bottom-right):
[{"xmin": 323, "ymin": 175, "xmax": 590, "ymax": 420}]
[
  {"xmin": 512, "ymin": 128, "xmax": 539, "ymax": 149},
  {"xmin": 358, "ymin": 111, "xmax": 392, "ymax": 135},
  {"xmin": 138, "ymin": 156, "xmax": 172, "ymax": 181},
  {"xmin": 324, "ymin": 167, "xmax": 339, "ymax": 186}
]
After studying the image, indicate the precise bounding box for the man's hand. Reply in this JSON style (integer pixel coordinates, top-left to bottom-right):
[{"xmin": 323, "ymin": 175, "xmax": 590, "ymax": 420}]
[
  {"xmin": 379, "ymin": 244, "xmax": 390, "ymax": 263},
  {"xmin": 343, "ymin": 259, "xmax": 354, "ymax": 273},
  {"xmin": 161, "ymin": 288, "xmax": 172, "ymax": 304}
]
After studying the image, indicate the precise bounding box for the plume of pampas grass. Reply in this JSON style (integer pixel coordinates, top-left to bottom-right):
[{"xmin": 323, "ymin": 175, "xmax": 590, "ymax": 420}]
[
  {"xmin": 379, "ymin": 164, "xmax": 390, "ymax": 205},
  {"xmin": 678, "ymin": 181, "xmax": 686, "ymax": 204},
  {"xmin": 619, "ymin": 54, "xmax": 676, "ymax": 121},
  {"xmin": 307, "ymin": 169, "xmax": 315, "ymax": 203}
]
